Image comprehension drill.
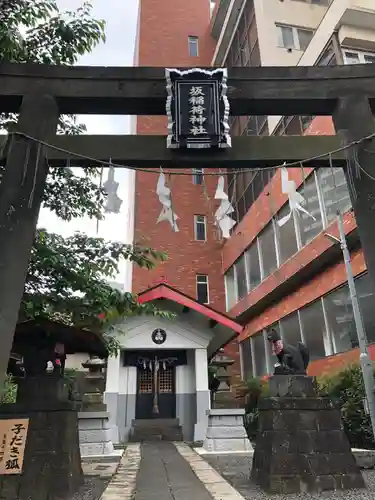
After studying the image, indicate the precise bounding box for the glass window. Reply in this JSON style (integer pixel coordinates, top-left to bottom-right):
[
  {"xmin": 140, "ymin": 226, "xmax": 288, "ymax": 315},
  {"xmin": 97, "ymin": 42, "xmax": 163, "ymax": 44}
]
[
  {"xmin": 188, "ymin": 36, "xmax": 199, "ymax": 57},
  {"xmin": 276, "ymin": 203, "xmax": 298, "ymax": 264},
  {"xmin": 297, "ymin": 28, "xmax": 313, "ymax": 51},
  {"xmin": 196, "ymin": 275, "xmax": 209, "ymax": 304},
  {"xmin": 276, "ymin": 25, "xmax": 313, "ymax": 51},
  {"xmin": 259, "ymin": 222, "xmax": 278, "ymax": 278},
  {"xmin": 280, "ymin": 312, "xmax": 302, "ymax": 346},
  {"xmin": 317, "ymin": 167, "xmax": 351, "ymax": 224},
  {"xmin": 343, "ymin": 51, "xmax": 360, "ymax": 64},
  {"xmin": 317, "ymin": 41, "xmax": 337, "ymax": 66},
  {"xmin": 241, "ymin": 339, "xmax": 254, "ymax": 380},
  {"xmin": 297, "ymin": 175, "xmax": 323, "ymax": 245},
  {"xmin": 277, "ymin": 25, "xmax": 295, "ymax": 49},
  {"xmin": 194, "ymin": 215, "xmax": 206, "ymax": 241},
  {"xmin": 252, "ymin": 333, "xmax": 267, "ymax": 376},
  {"xmin": 265, "ymin": 323, "xmax": 281, "ymax": 367},
  {"xmin": 323, "ymin": 285, "xmax": 358, "ymax": 353},
  {"xmin": 343, "ymin": 49, "xmax": 375, "ymax": 65},
  {"xmin": 299, "ymin": 301, "xmax": 328, "ymax": 360},
  {"xmin": 235, "ymin": 254, "xmax": 248, "ymax": 301},
  {"xmin": 356, "ymin": 273, "xmax": 375, "ymax": 344},
  {"xmin": 192, "ymin": 168, "xmax": 203, "ymax": 185},
  {"xmin": 246, "ymin": 242, "xmax": 261, "ymax": 290},
  {"xmin": 225, "ymin": 267, "xmax": 237, "ymax": 311}
]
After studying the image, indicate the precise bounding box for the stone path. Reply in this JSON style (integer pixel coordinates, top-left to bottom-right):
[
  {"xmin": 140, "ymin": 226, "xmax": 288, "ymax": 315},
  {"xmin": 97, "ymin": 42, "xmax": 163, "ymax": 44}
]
[
  {"xmin": 133, "ymin": 442, "xmax": 214, "ymax": 500},
  {"xmin": 99, "ymin": 442, "xmax": 246, "ymax": 500}
]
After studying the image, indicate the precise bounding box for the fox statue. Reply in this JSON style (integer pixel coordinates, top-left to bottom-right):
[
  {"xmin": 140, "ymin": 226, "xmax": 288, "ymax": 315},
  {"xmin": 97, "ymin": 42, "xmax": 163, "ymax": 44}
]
[{"xmin": 267, "ymin": 329, "xmax": 310, "ymax": 375}]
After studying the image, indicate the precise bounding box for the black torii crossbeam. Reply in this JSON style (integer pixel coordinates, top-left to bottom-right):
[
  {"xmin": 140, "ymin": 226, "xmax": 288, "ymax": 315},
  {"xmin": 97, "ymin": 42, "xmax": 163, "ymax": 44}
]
[
  {"xmin": 0, "ymin": 62, "xmax": 375, "ymax": 394},
  {"xmin": 1, "ymin": 134, "xmax": 346, "ymax": 168}
]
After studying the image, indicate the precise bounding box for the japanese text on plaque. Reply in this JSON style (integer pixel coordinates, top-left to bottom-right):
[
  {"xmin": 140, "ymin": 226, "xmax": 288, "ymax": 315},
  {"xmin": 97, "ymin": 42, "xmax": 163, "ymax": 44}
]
[{"xmin": 0, "ymin": 419, "xmax": 29, "ymax": 475}]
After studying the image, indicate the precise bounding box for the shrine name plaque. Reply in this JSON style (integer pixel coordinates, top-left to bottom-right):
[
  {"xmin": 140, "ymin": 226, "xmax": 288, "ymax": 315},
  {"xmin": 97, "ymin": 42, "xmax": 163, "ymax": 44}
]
[{"xmin": 0, "ymin": 419, "xmax": 29, "ymax": 475}]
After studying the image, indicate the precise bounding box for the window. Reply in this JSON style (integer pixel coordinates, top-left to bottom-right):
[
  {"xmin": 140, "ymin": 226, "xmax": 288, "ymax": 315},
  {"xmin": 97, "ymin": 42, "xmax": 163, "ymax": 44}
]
[
  {"xmin": 356, "ymin": 273, "xmax": 375, "ymax": 344},
  {"xmin": 196, "ymin": 275, "xmax": 209, "ymax": 304},
  {"xmin": 252, "ymin": 332, "xmax": 267, "ymax": 376},
  {"xmin": 317, "ymin": 167, "xmax": 351, "ymax": 224},
  {"xmin": 343, "ymin": 49, "xmax": 375, "ymax": 65},
  {"xmin": 241, "ymin": 339, "xmax": 254, "ymax": 380},
  {"xmin": 258, "ymin": 222, "xmax": 278, "ymax": 278},
  {"xmin": 317, "ymin": 40, "xmax": 337, "ymax": 66},
  {"xmin": 276, "ymin": 203, "xmax": 298, "ymax": 264},
  {"xmin": 194, "ymin": 215, "xmax": 206, "ymax": 241},
  {"xmin": 188, "ymin": 36, "xmax": 199, "ymax": 57},
  {"xmin": 235, "ymin": 254, "xmax": 248, "ymax": 300},
  {"xmin": 225, "ymin": 267, "xmax": 237, "ymax": 311},
  {"xmin": 192, "ymin": 168, "xmax": 204, "ymax": 185},
  {"xmin": 266, "ymin": 323, "xmax": 281, "ymax": 367},
  {"xmin": 276, "ymin": 25, "xmax": 313, "ymax": 51},
  {"xmin": 245, "ymin": 242, "xmax": 261, "ymax": 290},
  {"xmin": 280, "ymin": 312, "xmax": 302, "ymax": 346},
  {"xmin": 296, "ymin": 175, "xmax": 323, "ymax": 246},
  {"xmin": 323, "ymin": 285, "xmax": 358, "ymax": 353},
  {"xmin": 299, "ymin": 300, "xmax": 328, "ymax": 360}
]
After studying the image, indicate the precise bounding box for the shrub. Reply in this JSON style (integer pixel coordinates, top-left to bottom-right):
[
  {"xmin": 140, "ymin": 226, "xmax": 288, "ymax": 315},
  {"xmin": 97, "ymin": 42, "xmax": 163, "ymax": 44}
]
[
  {"xmin": 238, "ymin": 377, "xmax": 269, "ymax": 442},
  {"xmin": 0, "ymin": 374, "xmax": 17, "ymax": 404},
  {"xmin": 318, "ymin": 363, "xmax": 375, "ymax": 450}
]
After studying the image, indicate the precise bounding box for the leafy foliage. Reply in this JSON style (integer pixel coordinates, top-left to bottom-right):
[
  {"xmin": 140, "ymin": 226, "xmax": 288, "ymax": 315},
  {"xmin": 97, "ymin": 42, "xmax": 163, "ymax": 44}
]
[
  {"xmin": 0, "ymin": 374, "xmax": 17, "ymax": 404},
  {"xmin": 0, "ymin": 1, "xmax": 107, "ymax": 220},
  {"xmin": 0, "ymin": 1, "xmax": 172, "ymax": 357},
  {"xmin": 21, "ymin": 229, "xmax": 170, "ymax": 354},
  {"xmin": 318, "ymin": 364, "xmax": 375, "ymax": 450},
  {"xmin": 238, "ymin": 376, "xmax": 269, "ymax": 442}
]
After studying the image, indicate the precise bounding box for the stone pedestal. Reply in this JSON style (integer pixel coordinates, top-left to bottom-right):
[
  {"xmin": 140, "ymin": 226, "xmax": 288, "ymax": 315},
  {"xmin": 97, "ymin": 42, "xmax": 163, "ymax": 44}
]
[
  {"xmin": 251, "ymin": 375, "xmax": 365, "ymax": 494},
  {"xmin": 78, "ymin": 411, "xmax": 115, "ymax": 457},
  {"xmin": 203, "ymin": 409, "xmax": 253, "ymax": 452},
  {"xmin": 0, "ymin": 376, "xmax": 83, "ymax": 500}
]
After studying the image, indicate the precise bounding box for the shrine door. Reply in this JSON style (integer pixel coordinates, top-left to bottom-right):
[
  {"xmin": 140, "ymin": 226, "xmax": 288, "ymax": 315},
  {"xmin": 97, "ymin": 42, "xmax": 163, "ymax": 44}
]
[{"xmin": 135, "ymin": 365, "xmax": 176, "ymax": 419}]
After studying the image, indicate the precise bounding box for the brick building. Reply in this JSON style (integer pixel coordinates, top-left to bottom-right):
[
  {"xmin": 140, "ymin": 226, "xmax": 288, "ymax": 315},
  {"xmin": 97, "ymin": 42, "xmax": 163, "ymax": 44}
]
[{"xmin": 131, "ymin": 0, "xmax": 375, "ymax": 389}]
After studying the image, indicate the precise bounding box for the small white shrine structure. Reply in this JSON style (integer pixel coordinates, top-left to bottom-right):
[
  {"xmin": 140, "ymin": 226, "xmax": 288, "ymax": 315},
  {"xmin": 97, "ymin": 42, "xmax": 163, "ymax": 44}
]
[{"xmin": 103, "ymin": 283, "xmax": 243, "ymax": 443}]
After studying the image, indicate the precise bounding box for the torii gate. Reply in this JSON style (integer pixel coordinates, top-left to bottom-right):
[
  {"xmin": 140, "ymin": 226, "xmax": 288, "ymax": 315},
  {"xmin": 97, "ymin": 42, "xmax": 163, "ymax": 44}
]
[{"xmin": 0, "ymin": 62, "xmax": 375, "ymax": 387}]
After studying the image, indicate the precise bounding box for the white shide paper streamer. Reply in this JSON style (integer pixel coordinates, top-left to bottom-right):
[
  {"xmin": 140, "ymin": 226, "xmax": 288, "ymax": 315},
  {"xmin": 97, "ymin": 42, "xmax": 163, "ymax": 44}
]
[
  {"xmin": 156, "ymin": 172, "xmax": 179, "ymax": 232},
  {"xmin": 277, "ymin": 167, "xmax": 316, "ymax": 227},
  {"xmin": 214, "ymin": 175, "xmax": 236, "ymax": 238}
]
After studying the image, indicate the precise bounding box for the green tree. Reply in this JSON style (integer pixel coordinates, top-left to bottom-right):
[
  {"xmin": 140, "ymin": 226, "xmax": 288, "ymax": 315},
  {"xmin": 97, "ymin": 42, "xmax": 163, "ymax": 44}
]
[{"xmin": 0, "ymin": 1, "xmax": 170, "ymax": 358}]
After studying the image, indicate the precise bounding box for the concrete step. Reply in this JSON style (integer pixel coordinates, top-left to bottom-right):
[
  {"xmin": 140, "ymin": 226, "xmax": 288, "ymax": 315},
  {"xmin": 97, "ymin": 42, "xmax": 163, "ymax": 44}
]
[
  {"xmin": 132, "ymin": 418, "xmax": 179, "ymax": 427},
  {"xmin": 129, "ymin": 419, "xmax": 183, "ymax": 442}
]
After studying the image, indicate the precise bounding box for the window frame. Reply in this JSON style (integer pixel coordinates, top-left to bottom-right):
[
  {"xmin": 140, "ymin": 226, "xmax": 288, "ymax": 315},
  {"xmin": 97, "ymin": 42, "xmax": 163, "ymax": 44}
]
[
  {"xmin": 188, "ymin": 35, "xmax": 199, "ymax": 57},
  {"xmin": 276, "ymin": 24, "xmax": 314, "ymax": 51},
  {"xmin": 196, "ymin": 274, "xmax": 209, "ymax": 304},
  {"xmin": 342, "ymin": 48, "xmax": 375, "ymax": 65},
  {"xmin": 192, "ymin": 168, "xmax": 204, "ymax": 185},
  {"xmin": 224, "ymin": 266, "xmax": 238, "ymax": 311},
  {"xmin": 194, "ymin": 215, "xmax": 207, "ymax": 241}
]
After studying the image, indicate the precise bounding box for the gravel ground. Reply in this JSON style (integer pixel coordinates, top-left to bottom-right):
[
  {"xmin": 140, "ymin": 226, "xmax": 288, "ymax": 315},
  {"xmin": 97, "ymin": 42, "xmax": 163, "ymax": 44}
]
[
  {"xmin": 69, "ymin": 476, "xmax": 110, "ymax": 500},
  {"xmin": 203, "ymin": 454, "xmax": 375, "ymax": 500}
]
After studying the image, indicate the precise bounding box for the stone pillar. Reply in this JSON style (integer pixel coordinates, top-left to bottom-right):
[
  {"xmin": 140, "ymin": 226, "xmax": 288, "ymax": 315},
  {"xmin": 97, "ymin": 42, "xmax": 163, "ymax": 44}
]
[
  {"xmin": 104, "ymin": 354, "xmax": 121, "ymax": 443},
  {"xmin": 0, "ymin": 375, "xmax": 83, "ymax": 500},
  {"xmin": 203, "ymin": 408, "xmax": 253, "ymax": 452},
  {"xmin": 0, "ymin": 94, "xmax": 59, "ymax": 389},
  {"xmin": 251, "ymin": 375, "xmax": 365, "ymax": 494},
  {"xmin": 333, "ymin": 95, "xmax": 375, "ymax": 291},
  {"xmin": 176, "ymin": 351, "xmax": 195, "ymax": 441},
  {"xmin": 194, "ymin": 348, "xmax": 210, "ymax": 442}
]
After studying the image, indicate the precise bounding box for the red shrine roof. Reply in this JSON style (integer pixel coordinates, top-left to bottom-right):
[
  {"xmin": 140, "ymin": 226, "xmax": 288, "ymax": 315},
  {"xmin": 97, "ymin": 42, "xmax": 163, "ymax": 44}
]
[{"xmin": 138, "ymin": 283, "xmax": 243, "ymax": 334}]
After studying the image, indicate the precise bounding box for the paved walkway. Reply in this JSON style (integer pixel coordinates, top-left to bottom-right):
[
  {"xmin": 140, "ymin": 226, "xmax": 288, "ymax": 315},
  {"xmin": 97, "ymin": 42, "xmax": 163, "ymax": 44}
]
[
  {"xmin": 134, "ymin": 442, "xmax": 214, "ymax": 500},
  {"xmin": 101, "ymin": 442, "xmax": 245, "ymax": 500}
]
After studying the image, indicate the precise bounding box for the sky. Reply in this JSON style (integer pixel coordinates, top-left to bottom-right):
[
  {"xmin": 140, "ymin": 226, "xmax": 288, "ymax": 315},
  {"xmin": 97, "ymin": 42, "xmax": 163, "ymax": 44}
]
[{"xmin": 37, "ymin": 0, "xmax": 140, "ymax": 285}]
